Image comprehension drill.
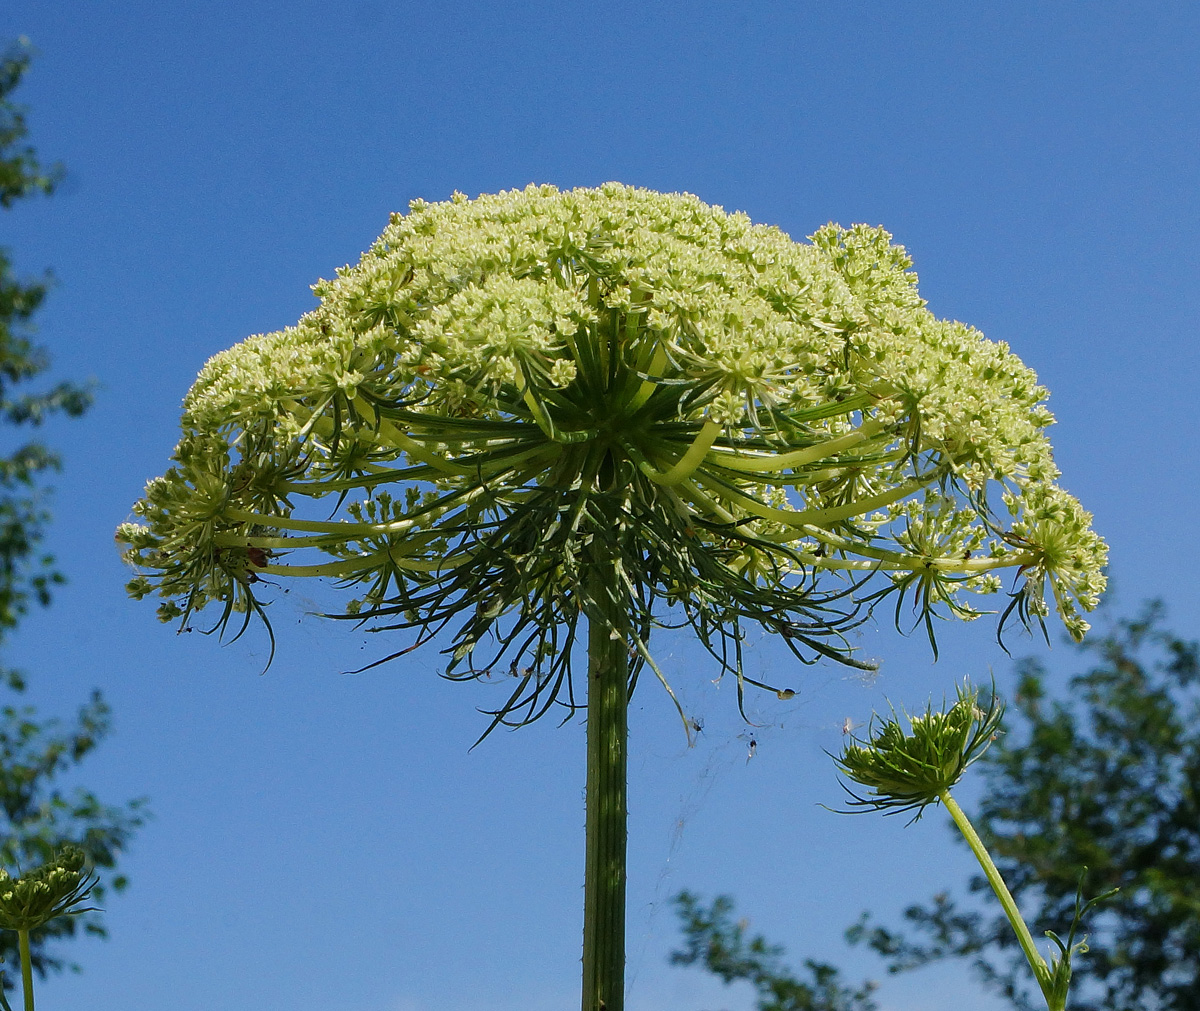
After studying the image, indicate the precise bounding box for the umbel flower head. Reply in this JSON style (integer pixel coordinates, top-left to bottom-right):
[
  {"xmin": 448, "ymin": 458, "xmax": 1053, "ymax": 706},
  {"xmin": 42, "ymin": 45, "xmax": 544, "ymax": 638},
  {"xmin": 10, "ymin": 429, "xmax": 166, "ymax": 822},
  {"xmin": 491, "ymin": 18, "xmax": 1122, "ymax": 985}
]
[
  {"xmin": 0, "ymin": 846, "xmax": 98, "ymax": 932},
  {"xmin": 117, "ymin": 183, "xmax": 1105, "ymax": 730},
  {"xmin": 834, "ymin": 678, "xmax": 1003, "ymax": 820}
]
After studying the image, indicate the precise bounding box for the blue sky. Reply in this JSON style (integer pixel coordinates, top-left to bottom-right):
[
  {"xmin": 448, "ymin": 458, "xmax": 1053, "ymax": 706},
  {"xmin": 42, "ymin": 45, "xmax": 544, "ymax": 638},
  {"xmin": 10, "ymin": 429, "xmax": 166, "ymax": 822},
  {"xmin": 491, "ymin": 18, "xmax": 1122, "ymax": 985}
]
[{"xmin": 2, "ymin": 3, "xmax": 1198, "ymax": 1009}]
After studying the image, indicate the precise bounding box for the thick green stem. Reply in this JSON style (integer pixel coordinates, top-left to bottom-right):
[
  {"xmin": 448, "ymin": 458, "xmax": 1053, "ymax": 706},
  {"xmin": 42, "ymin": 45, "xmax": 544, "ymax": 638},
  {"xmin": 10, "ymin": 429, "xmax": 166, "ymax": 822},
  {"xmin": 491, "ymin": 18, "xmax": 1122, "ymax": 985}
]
[
  {"xmin": 940, "ymin": 790, "xmax": 1056, "ymax": 1008},
  {"xmin": 17, "ymin": 930, "xmax": 33, "ymax": 1011},
  {"xmin": 581, "ymin": 557, "xmax": 629, "ymax": 1011}
]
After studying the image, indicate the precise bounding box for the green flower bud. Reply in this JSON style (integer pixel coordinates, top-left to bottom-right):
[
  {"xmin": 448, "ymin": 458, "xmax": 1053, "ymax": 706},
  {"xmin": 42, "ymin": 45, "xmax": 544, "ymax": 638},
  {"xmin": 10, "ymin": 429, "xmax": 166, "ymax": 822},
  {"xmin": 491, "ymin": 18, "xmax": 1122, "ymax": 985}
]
[
  {"xmin": 834, "ymin": 679, "xmax": 1003, "ymax": 820},
  {"xmin": 0, "ymin": 846, "xmax": 99, "ymax": 932}
]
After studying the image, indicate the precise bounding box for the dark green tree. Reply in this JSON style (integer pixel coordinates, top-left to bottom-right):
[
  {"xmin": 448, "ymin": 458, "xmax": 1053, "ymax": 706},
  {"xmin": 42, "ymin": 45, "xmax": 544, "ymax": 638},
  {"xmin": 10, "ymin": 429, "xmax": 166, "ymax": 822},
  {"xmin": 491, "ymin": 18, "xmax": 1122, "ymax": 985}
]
[
  {"xmin": 673, "ymin": 603, "xmax": 1200, "ymax": 1010},
  {"xmin": 0, "ymin": 38, "xmax": 146, "ymax": 991},
  {"xmin": 671, "ymin": 892, "xmax": 878, "ymax": 1011},
  {"xmin": 1, "ymin": 38, "xmax": 92, "ymax": 637}
]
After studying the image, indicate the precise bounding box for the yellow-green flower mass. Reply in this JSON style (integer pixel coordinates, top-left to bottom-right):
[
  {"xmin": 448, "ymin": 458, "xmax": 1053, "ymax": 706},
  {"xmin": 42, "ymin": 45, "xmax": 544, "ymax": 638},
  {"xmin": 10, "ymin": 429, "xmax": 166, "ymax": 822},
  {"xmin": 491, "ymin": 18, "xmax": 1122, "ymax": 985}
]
[{"xmin": 117, "ymin": 183, "xmax": 1105, "ymax": 724}]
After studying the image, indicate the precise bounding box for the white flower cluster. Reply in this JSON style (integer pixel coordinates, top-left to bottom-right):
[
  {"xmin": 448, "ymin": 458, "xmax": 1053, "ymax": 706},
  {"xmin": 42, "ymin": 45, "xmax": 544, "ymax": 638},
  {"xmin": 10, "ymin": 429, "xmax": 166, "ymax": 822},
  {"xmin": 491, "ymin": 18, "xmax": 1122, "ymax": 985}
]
[
  {"xmin": 185, "ymin": 186, "xmax": 1051, "ymax": 479},
  {"xmin": 122, "ymin": 183, "xmax": 1105, "ymax": 648}
]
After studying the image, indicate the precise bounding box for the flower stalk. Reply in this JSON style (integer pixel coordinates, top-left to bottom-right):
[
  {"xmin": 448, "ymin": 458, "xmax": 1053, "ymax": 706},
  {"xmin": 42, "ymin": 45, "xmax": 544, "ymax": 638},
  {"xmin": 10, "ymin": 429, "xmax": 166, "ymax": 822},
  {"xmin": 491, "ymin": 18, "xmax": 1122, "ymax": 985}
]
[
  {"xmin": 939, "ymin": 789, "xmax": 1051, "ymax": 998},
  {"xmin": 582, "ymin": 553, "xmax": 629, "ymax": 1011},
  {"xmin": 16, "ymin": 931, "xmax": 31, "ymax": 1011}
]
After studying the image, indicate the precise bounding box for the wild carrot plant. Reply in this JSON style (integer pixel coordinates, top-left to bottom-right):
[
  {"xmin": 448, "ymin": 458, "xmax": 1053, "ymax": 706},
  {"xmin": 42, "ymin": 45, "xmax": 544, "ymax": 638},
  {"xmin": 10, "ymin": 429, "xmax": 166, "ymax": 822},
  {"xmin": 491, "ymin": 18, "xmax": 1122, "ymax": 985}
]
[{"xmin": 117, "ymin": 184, "xmax": 1105, "ymax": 1010}]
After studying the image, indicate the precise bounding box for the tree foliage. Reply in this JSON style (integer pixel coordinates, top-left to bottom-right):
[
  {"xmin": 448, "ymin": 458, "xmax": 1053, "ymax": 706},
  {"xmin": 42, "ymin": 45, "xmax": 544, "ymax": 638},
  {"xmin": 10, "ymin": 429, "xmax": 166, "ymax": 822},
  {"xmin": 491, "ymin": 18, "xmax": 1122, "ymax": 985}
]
[
  {"xmin": 0, "ymin": 38, "xmax": 92, "ymax": 640},
  {"xmin": 0, "ymin": 38, "xmax": 146, "ymax": 990},
  {"xmin": 671, "ymin": 891, "xmax": 878, "ymax": 1011}
]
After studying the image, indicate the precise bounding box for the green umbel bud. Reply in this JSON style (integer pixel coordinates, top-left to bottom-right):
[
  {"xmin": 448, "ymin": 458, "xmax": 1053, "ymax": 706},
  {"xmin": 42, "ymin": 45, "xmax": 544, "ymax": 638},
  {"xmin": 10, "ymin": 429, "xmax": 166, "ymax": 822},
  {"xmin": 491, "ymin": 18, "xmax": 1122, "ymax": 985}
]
[
  {"xmin": 834, "ymin": 679, "xmax": 1003, "ymax": 820},
  {"xmin": 0, "ymin": 846, "xmax": 99, "ymax": 932}
]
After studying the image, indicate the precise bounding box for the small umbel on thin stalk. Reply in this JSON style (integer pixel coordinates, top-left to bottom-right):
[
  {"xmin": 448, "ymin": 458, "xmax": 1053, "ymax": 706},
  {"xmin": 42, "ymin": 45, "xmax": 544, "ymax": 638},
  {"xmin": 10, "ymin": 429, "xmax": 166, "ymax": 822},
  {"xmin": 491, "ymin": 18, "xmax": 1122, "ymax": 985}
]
[
  {"xmin": 118, "ymin": 184, "xmax": 1106, "ymax": 1011},
  {"xmin": 834, "ymin": 680, "xmax": 1117, "ymax": 1011},
  {"xmin": 0, "ymin": 846, "xmax": 99, "ymax": 1011}
]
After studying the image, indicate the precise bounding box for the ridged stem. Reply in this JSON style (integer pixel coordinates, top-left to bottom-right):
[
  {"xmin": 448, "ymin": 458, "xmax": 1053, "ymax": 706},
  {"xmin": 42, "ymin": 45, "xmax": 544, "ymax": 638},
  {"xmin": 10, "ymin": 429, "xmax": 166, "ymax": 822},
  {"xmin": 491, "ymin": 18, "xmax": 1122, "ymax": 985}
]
[
  {"xmin": 581, "ymin": 554, "xmax": 629, "ymax": 1011},
  {"xmin": 17, "ymin": 929, "xmax": 33, "ymax": 1011}
]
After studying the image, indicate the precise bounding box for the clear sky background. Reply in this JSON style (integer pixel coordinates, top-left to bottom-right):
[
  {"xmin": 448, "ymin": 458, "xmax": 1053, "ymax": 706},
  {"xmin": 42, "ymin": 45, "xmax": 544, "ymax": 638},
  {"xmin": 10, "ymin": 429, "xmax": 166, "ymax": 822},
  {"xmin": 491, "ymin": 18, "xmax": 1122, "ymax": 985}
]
[{"xmin": 2, "ymin": 3, "xmax": 1198, "ymax": 1010}]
